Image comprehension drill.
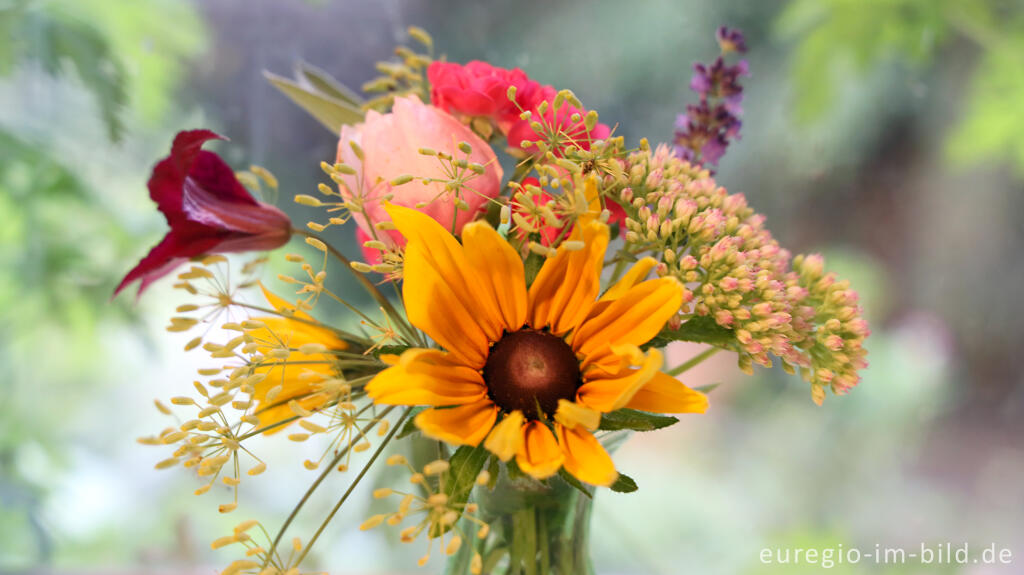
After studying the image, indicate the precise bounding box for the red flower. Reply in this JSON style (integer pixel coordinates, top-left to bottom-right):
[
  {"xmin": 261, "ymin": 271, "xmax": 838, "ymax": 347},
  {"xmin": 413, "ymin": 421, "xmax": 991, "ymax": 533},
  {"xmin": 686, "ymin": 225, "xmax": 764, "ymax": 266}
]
[
  {"xmin": 513, "ymin": 178, "xmax": 566, "ymax": 246},
  {"xmin": 428, "ymin": 60, "xmax": 531, "ymax": 131},
  {"xmin": 115, "ymin": 130, "xmax": 292, "ymax": 297},
  {"xmin": 507, "ymin": 97, "xmax": 611, "ymax": 156}
]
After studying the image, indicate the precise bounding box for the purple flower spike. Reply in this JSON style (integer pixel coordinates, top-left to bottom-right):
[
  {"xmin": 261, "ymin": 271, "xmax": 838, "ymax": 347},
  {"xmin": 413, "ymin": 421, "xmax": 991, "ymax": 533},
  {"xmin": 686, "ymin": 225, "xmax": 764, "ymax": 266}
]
[
  {"xmin": 716, "ymin": 26, "xmax": 747, "ymax": 54},
  {"xmin": 673, "ymin": 27, "xmax": 749, "ymax": 172}
]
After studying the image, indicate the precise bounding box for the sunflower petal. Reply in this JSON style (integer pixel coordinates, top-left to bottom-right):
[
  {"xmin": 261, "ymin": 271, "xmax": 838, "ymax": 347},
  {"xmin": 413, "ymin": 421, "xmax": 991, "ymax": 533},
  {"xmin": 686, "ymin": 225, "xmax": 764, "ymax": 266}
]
[
  {"xmin": 556, "ymin": 424, "xmax": 618, "ymax": 487},
  {"xmin": 577, "ymin": 347, "xmax": 664, "ymax": 412},
  {"xmin": 386, "ymin": 204, "xmax": 505, "ymax": 347},
  {"xmin": 515, "ymin": 421, "xmax": 564, "ymax": 480},
  {"xmin": 402, "ymin": 241, "xmax": 491, "ymax": 367},
  {"xmin": 366, "ymin": 349, "xmax": 487, "ymax": 406},
  {"xmin": 414, "ymin": 400, "xmax": 498, "ymax": 446},
  {"xmin": 462, "ymin": 221, "xmax": 527, "ymax": 332},
  {"xmin": 528, "ymin": 220, "xmax": 609, "ymax": 335},
  {"xmin": 625, "ymin": 371, "xmax": 709, "ymax": 414},
  {"xmin": 554, "ymin": 399, "xmax": 600, "ymax": 431},
  {"xmin": 598, "ymin": 257, "xmax": 657, "ymax": 302},
  {"xmin": 484, "ymin": 410, "xmax": 525, "ymax": 462},
  {"xmin": 575, "ymin": 277, "xmax": 683, "ymax": 367}
]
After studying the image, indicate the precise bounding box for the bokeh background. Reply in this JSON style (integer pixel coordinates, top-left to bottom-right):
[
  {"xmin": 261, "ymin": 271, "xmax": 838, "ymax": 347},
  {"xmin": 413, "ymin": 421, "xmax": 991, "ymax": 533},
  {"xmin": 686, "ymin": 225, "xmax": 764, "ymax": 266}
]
[{"xmin": 2, "ymin": 0, "xmax": 1023, "ymax": 573}]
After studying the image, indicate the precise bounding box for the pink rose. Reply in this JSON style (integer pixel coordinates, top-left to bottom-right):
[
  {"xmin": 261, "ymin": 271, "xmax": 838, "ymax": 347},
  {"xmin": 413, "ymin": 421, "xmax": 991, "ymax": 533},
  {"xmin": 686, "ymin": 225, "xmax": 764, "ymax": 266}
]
[{"xmin": 335, "ymin": 96, "xmax": 503, "ymax": 251}]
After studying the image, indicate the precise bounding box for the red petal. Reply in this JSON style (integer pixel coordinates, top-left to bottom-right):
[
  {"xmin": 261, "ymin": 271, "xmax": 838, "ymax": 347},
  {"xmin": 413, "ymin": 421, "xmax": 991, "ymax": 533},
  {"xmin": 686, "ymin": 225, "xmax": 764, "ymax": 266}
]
[{"xmin": 113, "ymin": 223, "xmax": 222, "ymax": 297}]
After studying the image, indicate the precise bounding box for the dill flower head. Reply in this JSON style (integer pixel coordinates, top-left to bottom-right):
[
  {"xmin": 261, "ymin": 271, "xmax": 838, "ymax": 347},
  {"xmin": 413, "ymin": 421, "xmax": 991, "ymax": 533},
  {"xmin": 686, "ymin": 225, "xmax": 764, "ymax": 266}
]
[{"xmin": 365, "ymin": 203, "xmax": 708, "ymax": 487}]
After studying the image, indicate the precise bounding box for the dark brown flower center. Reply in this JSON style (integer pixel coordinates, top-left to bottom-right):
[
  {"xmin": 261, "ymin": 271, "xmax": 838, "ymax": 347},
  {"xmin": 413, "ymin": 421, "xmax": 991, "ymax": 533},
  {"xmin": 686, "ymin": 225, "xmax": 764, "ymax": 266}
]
[{"xmin": 483, "ymin": 329, "xmax": 581, "ymax": 419}]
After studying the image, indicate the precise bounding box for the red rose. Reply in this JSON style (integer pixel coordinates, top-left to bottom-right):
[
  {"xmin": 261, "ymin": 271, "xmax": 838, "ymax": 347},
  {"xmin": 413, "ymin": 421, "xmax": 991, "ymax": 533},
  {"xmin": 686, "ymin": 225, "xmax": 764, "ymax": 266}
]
[
  {"xmin": 507, "ymin": 98, "xmax": 611, "ymax": 156},
  {"xmin": 428, "ymin": 60, "xmax": 537, "ymax": 133}
]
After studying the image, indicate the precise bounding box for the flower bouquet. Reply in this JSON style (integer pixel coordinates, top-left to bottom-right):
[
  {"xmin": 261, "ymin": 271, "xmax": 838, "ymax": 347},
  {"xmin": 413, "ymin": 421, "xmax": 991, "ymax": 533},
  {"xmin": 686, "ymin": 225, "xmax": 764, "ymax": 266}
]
[{"xmin": 122, "ymin": 26, "xmax": 868, "ymax": 575}]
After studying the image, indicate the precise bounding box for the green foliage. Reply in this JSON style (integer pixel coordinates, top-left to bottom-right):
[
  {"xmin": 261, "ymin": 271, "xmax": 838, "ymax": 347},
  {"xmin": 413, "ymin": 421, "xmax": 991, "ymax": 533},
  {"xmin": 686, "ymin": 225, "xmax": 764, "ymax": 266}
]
[
  {"xmin": 0, "ymin": 2, "xmax": 127, "ymax": 139},
  {"xmin": 396, "ymin": 406, "xmax": 427, "ymax": 439},
  {"xmin": 45, "ymin": 0, "xmax": 206, "ymax": 125},
  {"xmin": 644, "ymin": 315, "xmax": 735, "ymax": 350},
  {"xmin": 265, "ymin": 67, "xmax": 365, "ymax": 135},
  {"xmin": 947, "ymin": 39, "xmax": 1024, "ymax": 176},
  {"xmin": 598, "ymin": 409, "xmax": 679, "ymax": 432},
  {"xmin": 609, "ymin": 472, "xmax": 638, "ymax": 493},
  {"xmin": 556, "ymin": 468, "xmax": 594, "ymax": 498},
  {"xmin": 0, "ymin": 132, "xmax": 134, "ymax": 340},
  {"xmin": 440, "ymin": 444, "xmax": 490, "ymax": 529},
  {"xmin": 779, "ymin": 0, "xmax": 1024, "ymax": 174},
  {"xmin": 0, "ymin": 0, "xmax": 204, "ymax": 139}
]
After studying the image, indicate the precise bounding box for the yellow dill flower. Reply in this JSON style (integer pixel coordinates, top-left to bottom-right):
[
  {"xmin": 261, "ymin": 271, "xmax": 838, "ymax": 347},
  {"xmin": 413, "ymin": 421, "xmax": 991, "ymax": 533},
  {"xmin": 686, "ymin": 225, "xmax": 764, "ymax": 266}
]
[
  {"xmin": 247, "ymin": 284, "xmax": 348, "ymax": 433},
  {"xmin": 366, "ymin": 204, "xmax": 708, "ymax": 487}
]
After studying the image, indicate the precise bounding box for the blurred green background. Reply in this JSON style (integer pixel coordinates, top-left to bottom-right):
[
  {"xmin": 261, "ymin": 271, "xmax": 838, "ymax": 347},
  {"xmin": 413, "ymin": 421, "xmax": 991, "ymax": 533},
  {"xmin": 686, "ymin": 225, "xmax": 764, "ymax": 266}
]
[{"xmin": 2, "ymin": 0, "xmax": 1023, "ymax": 573}]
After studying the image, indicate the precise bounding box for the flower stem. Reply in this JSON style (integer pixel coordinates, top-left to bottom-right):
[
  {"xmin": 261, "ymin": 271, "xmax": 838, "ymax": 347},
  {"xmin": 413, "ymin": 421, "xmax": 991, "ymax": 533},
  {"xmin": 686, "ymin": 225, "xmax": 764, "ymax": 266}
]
[
  {"xmin": 293, "ymin": 406, "xmax": 412, "ymax": 566},
  {"xmin": 230, "ymin": 300, "xmax": 371, "ymax": 345},
  {"xmin": 292, "ymin": 228, "xmax": 421, "ymax": 345},
  {"xmin": 667, "ymin": 346, "xmax": 720, "ymax": 376},
  {"xmin": 261, "ymin": 403, "xmax": 393, "ymax": 570}
]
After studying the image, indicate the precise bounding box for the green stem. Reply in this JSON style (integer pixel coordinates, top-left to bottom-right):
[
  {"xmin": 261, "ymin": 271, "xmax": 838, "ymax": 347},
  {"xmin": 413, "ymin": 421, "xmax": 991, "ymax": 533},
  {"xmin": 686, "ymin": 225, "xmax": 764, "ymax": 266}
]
[
  {"xmin": 293, "ymin": 407, "xmax": 412, "ymax": 565},
  {"xmin": 230, "ymin": 301, "xmax": 371, "ymax": 345},
  {"xmin": 667, "ymin": 347, "xmax": 720, "ymax": 376},
  {"xmin": 292, "ymin": 228, "xmax": 419, "ymax": 344},
  {"xmin": 608, "ymin": 257, "xmax": 629, "ymax": 284},
  {"xmin": 261, "ymin": 403, "xmax": 392, "ymax": 570}
]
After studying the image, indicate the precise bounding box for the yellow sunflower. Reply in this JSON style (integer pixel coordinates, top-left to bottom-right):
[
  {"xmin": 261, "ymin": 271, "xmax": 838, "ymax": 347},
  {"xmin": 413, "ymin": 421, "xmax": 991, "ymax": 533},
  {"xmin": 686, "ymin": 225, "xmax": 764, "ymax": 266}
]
[
  {"xmin": 366, "ymin": 204, "xmax": 708, "ymax": 486},
  {"xmin": 248, "ymin": 285, "xmax": 349, "ymax": 433}
]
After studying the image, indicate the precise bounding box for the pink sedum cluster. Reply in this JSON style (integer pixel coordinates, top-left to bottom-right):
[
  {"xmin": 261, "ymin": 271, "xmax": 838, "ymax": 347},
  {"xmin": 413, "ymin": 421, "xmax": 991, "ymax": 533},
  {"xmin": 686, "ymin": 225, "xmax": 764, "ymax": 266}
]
[{"xmin": 612, "ymin": 145, "xmax": 869, "ymax": 403}]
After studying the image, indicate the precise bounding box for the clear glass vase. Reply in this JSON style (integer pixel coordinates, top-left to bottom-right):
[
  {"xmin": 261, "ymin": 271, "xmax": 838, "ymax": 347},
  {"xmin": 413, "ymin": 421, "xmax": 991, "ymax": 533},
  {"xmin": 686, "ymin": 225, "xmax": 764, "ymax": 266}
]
[{"xmin": 444, "ymin": 472, "xmax": 596, "ymax": 575}]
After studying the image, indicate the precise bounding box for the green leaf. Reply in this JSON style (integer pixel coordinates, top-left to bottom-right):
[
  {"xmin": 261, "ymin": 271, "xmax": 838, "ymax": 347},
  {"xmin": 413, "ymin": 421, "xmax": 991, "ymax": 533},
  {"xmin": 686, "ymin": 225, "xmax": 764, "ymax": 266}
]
[
  {"xmin": 610, "ymin": 472, "xmax": 638, "ymax": 493},
  {"xmin": 372, "ymin": 344, "xmax": 410, "ymax": 358},
  {"xmin": 395, "ymin": 406, "xmax": 426, "ymax": 439},
  {"xmin": 523, "ymin": 251, "xmax": 545, "ymax": 286},
  {"xmin": 486, "ymin": 455, "xmax": 500, "ymax": 490},
  {"xmin": 693, "ymin": 382, "xmax": 720, "ymax": 394},
  {"xmin": 556, "ymin": 469, "xmax": 593, "ymax": 499},
  {"xmin": 598, "ymin": 408, "xmax": 678, "ymax": 432},
  {"xmin": 264, "ymin": 71, "xmax": 364, "ymax": 134},
  {"xmin": 643, "ymin": 315, "xmax": 734, "ymax": 349},
  {"xmin": 947, "ymin": 47, "xmax": 1024, "ymax": 177},
  {"xmin": 442, "ymin": 444, "xmax": 490, "ymax": 512},
  {"xmin": 294, "ymin": 61, "xmax": 364, "ymax": 107}
]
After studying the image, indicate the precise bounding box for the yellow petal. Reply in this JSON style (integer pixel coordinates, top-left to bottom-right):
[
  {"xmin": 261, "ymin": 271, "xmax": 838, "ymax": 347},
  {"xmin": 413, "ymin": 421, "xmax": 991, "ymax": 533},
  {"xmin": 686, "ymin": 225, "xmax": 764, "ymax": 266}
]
[
  {"xmin": 577, "ymin": 347, "xmax": 663, "ymax": 412},
  {"xmin": 598, "ymin": 257, "xmax": 657, "ymax": 302},
  {"xmin": 556, "ymin": 424, "xmax": 618, "ymax": 487},
  {"xmin": 575, "ymin": 277, "xmax": 683, "ymax": 368},
  {"xmin": 483, "ymin": 410, "xmax": 525, "ymax": 461},
  {"xmin": 254, "ymin": 393, "xmax": 330, "ymax": 434},
  {"xmin": 402, "ymin": 241, "xmax": 490, "ymax": 367},
  {"xmin": 261, "ymin": 282, "xmax": 301, "ymax": 316},
  {"xmin": 515, "ymin": 421, "xmax": 564, "ymax": 480},
  {"xmin": 414, "ymin": 400, "xmax": 498, "ymax": 446},
  {"xmin": 554, "ymin": 399, "xmax": 600, "ymax": 432},
  {"xmin": 625, "ymin": 371, "xmax": 709, "ymax": 414},
  {"xmin": 528, "ymin": 220, "xmax": 609, "ymax": 335},
  {"xmin": 366, "ymin": 349, "xmax": 487, "ymax": 406},
  {"xmin": 461, "ymin": 221, "xmax": 527, "ymax": 332},
  {"xmin": 260, "ymin": 283, "xmax": 320, "ymax": 325},
  {"xmin": 386, "ymin": 204, "xmax": 505, "ymax": 345},
  {"xmin": 577, "ymin": 174, "xmax": 604, "ymax": 226}
]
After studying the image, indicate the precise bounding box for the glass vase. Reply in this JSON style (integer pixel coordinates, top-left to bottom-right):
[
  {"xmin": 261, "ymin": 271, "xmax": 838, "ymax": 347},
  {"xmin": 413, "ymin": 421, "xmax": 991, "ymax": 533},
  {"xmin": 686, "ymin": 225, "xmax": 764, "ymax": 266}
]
[{"xmin": 444, "ymin": 471, "xmax": 596, "ymax": 575}]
